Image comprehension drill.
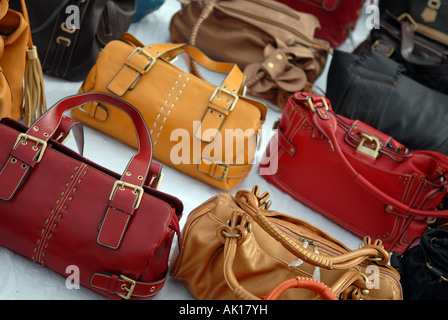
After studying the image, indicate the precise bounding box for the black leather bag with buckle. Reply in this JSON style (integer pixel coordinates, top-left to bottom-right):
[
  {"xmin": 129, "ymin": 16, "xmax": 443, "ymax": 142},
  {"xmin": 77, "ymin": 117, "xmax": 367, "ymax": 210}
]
[
  {"xmin": 11, "ymin": 0, "xmax": 136, "ymax": 81},
  {"xmin": 391, "ymin": 227, "xmax": 448, "ymax": 300},
  {"xmin": 354, "ymin": 10, "xmax": 448, "ymax": 94},
  {"xmin": 326, "ymin": 49, "xmax": 448, "ymax": 155}
]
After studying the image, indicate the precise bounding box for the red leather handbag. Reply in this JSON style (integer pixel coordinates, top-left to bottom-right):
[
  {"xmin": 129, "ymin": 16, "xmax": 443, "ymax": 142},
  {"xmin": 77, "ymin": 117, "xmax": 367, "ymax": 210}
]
[
  {"xmin": 275, "ymin": 0, "xmax": 366, "ymax": 47},
  {"xmin": 260, "ymin": 92, "xmax": 448, "ymax": 254},
  {"xmin": 0, "ymin": 92, "xmax": 183, "ymax": 299}
]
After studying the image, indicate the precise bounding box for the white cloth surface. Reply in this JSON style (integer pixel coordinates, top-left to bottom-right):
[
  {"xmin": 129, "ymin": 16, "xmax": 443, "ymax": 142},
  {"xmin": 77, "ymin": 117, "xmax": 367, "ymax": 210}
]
[{"xmin": 0, "ymin": 0, "xmax": 376, "ymax": 300}]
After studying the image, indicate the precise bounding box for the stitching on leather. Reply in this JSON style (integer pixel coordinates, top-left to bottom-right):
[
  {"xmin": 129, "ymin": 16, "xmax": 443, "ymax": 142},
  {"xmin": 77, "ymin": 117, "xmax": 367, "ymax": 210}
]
[
  {"xmin": 151, "ymin": 74, "xmax": 189, "ymax": 146},
  {"xmin": 33, "ymin": 163, "xmax": 87, "ymax": 265}
]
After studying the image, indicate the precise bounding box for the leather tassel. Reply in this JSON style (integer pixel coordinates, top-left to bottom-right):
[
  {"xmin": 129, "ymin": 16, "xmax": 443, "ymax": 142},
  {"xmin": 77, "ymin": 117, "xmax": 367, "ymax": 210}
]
[{"xmin": 24, "ymin": 45, "xmax": 46, "ymax": 126}]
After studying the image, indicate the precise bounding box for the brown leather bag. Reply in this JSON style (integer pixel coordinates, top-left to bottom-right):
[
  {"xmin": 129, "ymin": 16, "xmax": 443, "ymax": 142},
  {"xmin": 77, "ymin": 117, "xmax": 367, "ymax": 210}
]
[
  {"xmin": 0, "ymin": 0, "xmax": 46, "ymax": 125},
  {"xmin": 170, "ymin": 186, "xmax": 403, "ymax": 300},
  {"xmin": 169, "ymin": 0, "xmax": 331, "ymax": 108},
  {"xmin": 71, "ymin": 34, "xmax": 267, "ymax": 190}
]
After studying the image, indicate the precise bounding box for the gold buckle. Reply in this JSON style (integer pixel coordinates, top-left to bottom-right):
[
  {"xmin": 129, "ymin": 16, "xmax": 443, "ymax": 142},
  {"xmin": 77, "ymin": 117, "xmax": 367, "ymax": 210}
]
[
  {"xmin": 356, "ymin": 133, "xmax": 381, "ymax": 159},
  {"xmin": 109, "ymin": 181, "xmax": 144, "ymax": 210},
  {"xmin": 397, "ymin": 13, "xmax": 418, "ymax": 30},
  {"xmin": 371, "ymin": 40, "xmax": 395, "ymax": 58},
  {"xmin": 427, "ymin": 0, "xmax": 442, "ymax": 10},
  {"xmin": 14, "ymin": 133, "xmax": 48, "ymax": 163},
  {"xmin": 128, "ymin": 47, "xmax": 156, "ymax": 73},
  {"xmin": 210, "ymin": 87, "xmax": 239, "ymax": 111},
  {"xmin": 214, "ymin": 162, "xmax": 229, "ymax": 181},
  {"xmin": 117, "ymin": 275, "xmax": 136, "ymax": 300}
]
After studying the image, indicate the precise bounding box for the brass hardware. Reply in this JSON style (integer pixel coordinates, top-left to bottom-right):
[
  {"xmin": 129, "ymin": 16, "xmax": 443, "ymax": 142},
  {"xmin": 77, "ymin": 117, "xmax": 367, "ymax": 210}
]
[
  {"xmin": 210, "ymin": 87, "xmax": 239, "ymax": 111},
  {"xmin": 371, "ymin": 39, "xmax": 395, "ymax": 57},
  {"xmin": 427, "ymin": 0, "xmax": 442, "ymax": 10},
  {"xmin": 221, "ymin": 230, "xmax": 242, "ymax": 238},
  {"xmin": 61, "ymin": 22, "xmax": 76, "ymax": 34},
  {"xmin": 213, "ymin": 162, "xmax": 230, "ymax": 181},
  {"xmin": 109, "ymin": 181, "xmax": 144, "ymax": 210},
  {"xmin": 356, "ymin": 133, "xmax": 380, "ymax": 159},
  {"xmin": 56, "ymin": 36, "xmax": 71, "ymax": 47},
  {"xmin": 128, "ymin": 47, "xmax": 156, "ymax": 73},
  {"xmin": 117, "ymin": 275, "xmax": 136, "ymax": 300},
  {"xmin": 397, "ymin": 13, "xmax": 418, "ymax": 30},
  {"xmin": 14, "ymin": 133, "xmax": 48, "ymax": 163}
]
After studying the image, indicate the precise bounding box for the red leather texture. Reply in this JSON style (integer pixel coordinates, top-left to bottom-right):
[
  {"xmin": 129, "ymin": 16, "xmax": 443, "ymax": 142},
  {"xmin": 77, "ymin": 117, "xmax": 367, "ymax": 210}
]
[
  {"xmin": 0, "ymin": 92, "xmax": 183, "ymax": 299},
  {"xmin": 260, "ymin": 92, "xmax": 448, "ymax": 253},
  {"xmin": 275, "ymin": 0, "xmax": 365, "ymax": 47}
]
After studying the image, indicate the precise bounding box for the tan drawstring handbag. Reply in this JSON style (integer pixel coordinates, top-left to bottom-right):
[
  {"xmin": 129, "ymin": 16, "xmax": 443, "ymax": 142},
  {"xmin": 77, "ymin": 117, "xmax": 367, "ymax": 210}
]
[
  {"xmin": 0, "ymin": 0, "xmax": 45, "ymax": 125},
  {"xmin": 170, "ymin": 186, "xmax": 403, "ymax": 300},
  {"xmin": 170, "ymin": 0, "xmax": 331, "ymax": 108}
]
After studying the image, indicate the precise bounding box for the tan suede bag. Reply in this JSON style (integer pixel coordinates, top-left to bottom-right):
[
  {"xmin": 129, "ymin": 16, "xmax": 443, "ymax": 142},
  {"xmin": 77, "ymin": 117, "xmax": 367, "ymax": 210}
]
[
  {"xmin": 170, "ymin": 186, "xmax": 403, "ymax": 300},
  {"xmin": 170, "ymin": 0, "xmax": 331, "ymax": 107}
]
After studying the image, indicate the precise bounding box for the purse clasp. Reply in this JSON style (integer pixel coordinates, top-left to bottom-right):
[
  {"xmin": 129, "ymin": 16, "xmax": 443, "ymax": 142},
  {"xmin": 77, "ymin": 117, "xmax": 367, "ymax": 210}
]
[{"xmin": 356, "ymin": 133, "xmax": 380, "ymax": 159}]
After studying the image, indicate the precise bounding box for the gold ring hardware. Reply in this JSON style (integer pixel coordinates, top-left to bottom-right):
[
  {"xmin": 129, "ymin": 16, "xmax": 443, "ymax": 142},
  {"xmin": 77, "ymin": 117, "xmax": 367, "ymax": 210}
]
[
  {"xmin": 356, "ymin": 133, "xmax": 381, "ymax": 159},
  {"xmin": 61, "ymin": 22, "xmax": 76, "ymax": 34},
  {"xmin": 14, "ymin": 133, "xmax": 48, "ymax": 163},
  {"xmin": 128, "ymin": 47, "xmax": 156, "ymax": 73},
  {"xmin": 56, "ymin": 36, "xmax": 71, "ymax": 47},
  {"xmin": 109, "ymin": 181, "xmax": 144, "ymax": 210},
  {"xmin": 210, "ymin": 87, "xmax": 239, "ymax": 112},
  {"xmin": 117, "ymin": 275, "xmax": 136, "ymax": 300},
  {"xmin": 397, "ymin": 13, "xmax": 418, "ymax": 30}
]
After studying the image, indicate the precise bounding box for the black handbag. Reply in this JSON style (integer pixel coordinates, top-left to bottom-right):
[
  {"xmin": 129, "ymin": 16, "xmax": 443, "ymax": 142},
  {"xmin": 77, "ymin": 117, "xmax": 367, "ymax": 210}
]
[
  {"xmin": 354, "ymin": 10, "xmax": 448, "ymax": 94},
  {"xmin": 326, "ymin": 49, "xmax": 448, "ymax": 155},
  {"xmin": 391, "ymin": 227, "xmax": 448, "ymax": 300},
  {"xmin": 379, "ymin": 0, "xmax": 448, "ymax": 30},
  {"xmin": 11, "ymin": 0, "xmax": 136, "ymax": 81}
]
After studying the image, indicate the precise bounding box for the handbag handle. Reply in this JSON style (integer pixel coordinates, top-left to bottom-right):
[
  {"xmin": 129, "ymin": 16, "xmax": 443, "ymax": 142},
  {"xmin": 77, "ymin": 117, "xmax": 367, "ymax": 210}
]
[
  {"xmin": 302, "ymin": 93, "xmax": 448, "ymax": 219},
  {"xmin": 223, "ymin": 234, "xmax": 371, "ymax": 300},
  {"xmin": 264, "ymin": 277, "xmax": 338, "ymax": 300},
  {"xmin": 23, "ymin": 92, "xmax": 153, "ymax": 187},
  {"xmin": 143, "ymin": 42, "xmax": 247, "ymax": 94},
  {"xmin": 235, "ymin": 190, "xmax": 390, "ymax": 269}
]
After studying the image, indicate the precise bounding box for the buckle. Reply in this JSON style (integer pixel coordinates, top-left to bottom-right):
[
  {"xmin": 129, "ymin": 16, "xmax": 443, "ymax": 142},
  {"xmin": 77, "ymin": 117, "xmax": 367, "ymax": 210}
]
[
  {"xmin": 109, "ymin": 181, "xmax": 144, "ymax": 210},
  {"xmin": 427, "ymin": 0, "xmax": 442, "ymax": 10},
  {"xmin": 397, "ymin": 13, "xmax": 418, "ymax": 30},
  {"xmin": 128, "ymin": 47, "xmax": 156, "ymax": 73},
  {"xmin": 213, "ymin": 162, "xmax": 229, "ymax": 181},
  {"xmin": 117, "ymin": 275, "xmax": 136, "ymax": 300},
  {"xmin": 371, "ymin": 40, "xmax": 395, "ymax": 58},
  {"xmin": 210, "ymin": 87, "xmax": 239, "ymax": 111},
  {"xmin": 14, "ymin": 133, "xmax": 48, "ymax": 163}
]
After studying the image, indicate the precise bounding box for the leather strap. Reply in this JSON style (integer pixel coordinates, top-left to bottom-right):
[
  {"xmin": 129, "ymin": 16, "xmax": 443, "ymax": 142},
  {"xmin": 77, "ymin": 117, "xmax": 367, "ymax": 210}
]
[
  {"xmin": 0, "ymin": 92, "xmax": 155, "ymax": 249},
  {"xmin": 301, "ymin": 93, "xmax": 448, "ymax": 220},
  {"xmin": 106, "ymin": 42, "xmax": 247, "ymax": 143},
  {"xmin": 197, "ymin": 158, "xmax": 252, "ymax": 181},
  {"xmin": 90, "ymin": 272, "xmax": 167, "ymax": 300}
]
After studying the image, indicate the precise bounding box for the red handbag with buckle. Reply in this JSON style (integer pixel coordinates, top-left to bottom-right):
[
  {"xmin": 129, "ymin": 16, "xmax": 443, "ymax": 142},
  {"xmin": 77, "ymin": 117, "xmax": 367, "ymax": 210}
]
[
  {"xmin": 0, "ymin": 92, "xmax": 183, "ymax": 299},
  {"xmin": 275, "ymin": 0, "xmax": 366, "ymax": 47},
  {"xmin": 260, "ymin": 92, "xmax": 448, "ymax": 254}
]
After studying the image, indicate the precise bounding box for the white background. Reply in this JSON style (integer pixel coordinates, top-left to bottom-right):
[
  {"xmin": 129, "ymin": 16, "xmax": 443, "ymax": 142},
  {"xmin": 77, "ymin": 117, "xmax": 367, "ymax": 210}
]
[{"xmin": 0, "ymin": 0, "xmax": 376, "ymax": 299}]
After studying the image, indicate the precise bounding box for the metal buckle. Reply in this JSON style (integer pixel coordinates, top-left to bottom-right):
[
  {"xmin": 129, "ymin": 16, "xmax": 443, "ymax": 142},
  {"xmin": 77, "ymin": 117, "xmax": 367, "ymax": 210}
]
[
  {"xmin": 210, "ymin": 87, "xmax": 239, "ymax": 112},
  {"xmin": 14, "ymin": 133, "xmax": 48, "ymax": 163},
  {"xmin": 109, "ymin": 181, "xmax": 144, "ymax": 210},
  {"xmin": 397, "ymin": 13, "xmax": 418, "ymax": 30},
  {"xmin": 117, "ymin": 275, "xmax": 136, "ymax": 300},
  {"xmin": 213, "ymin": 162, "xmax": 229, "ymax": 181},
  {"xmin": 371, "ymin": 39, "xmax": 395, "ymax": 58},
  {"xmin": 427, "ymin": 0, "xmax": 442, "ymax": 10},
  {"xmin": 128, "ymin": 47, "xmax": 156, "ymax": 73},
  {"xmin": 356, "ymin": 133, "xmax": 381, "ymax": 159}
]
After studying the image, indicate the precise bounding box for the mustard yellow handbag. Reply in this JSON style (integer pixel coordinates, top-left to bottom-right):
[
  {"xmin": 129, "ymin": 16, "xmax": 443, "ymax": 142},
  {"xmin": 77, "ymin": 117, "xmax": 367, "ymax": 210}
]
[
  {"xmin": 170, "ymin": 186, "xmax": 403, "ymax": 300},
  {"xmin": 71, "ymin": 33, "xmax": 267, "ymax": 190},
  {"xmin": 0, "ymin": 0, "xmax": 45, "ymax": 125}
]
